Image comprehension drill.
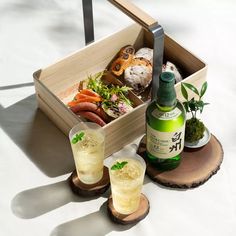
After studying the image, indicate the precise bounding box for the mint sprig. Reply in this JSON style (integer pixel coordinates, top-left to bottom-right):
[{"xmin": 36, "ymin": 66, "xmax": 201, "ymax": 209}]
[
  {"xmin": 71, "ymin": 132, "xmax": 85, "ymax": 144},
  {"xmin": 111, "ymin": 161, "xmax": 128, "ymax": 170}
]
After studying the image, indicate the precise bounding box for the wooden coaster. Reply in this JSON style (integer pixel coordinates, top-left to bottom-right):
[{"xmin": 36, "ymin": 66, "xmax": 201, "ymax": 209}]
[
  {"xmin": 137, "ymin": 134, "xmax": 223, "ymax": 189},
  {"xmin": 69, "ymin": 166, "xmax": 110, "ymax": 197},
  {"xmin": 107, "ymin": 193, "xmax": 150, "ymax": 225}
]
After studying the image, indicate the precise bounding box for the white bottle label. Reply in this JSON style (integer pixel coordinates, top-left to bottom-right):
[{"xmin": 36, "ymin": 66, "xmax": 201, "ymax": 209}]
[
  {"xmin": 152, "ymin": 107, "xmax": 182, "ymax": 120},
  {"xmin": 146, "ymin": 124, "xmax": 185, "ymax": 159}
]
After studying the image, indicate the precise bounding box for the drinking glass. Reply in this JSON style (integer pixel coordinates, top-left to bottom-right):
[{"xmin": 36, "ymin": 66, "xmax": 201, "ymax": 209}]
[
  {"xmin": 69, "ymin": 122, "xmax": 105, "ymax": 184},
  {"xmin": 108, "ymin": 154, "xmax": 146, "ymax": 214}
]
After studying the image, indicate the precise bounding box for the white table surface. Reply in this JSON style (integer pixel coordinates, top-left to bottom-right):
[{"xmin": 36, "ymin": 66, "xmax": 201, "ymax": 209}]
[{"xmin": 1, "ymin": 0, "xmax": 236, "ymax": 235}]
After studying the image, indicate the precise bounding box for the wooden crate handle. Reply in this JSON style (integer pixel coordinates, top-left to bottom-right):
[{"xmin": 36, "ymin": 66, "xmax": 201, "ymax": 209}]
[
  {"xmin": 108, "ymin": 0, "xmax": 163, "ymax": 100},
  {"xmin": 108, "ymin": 0, "xmax": 157, "ymax": 29}
]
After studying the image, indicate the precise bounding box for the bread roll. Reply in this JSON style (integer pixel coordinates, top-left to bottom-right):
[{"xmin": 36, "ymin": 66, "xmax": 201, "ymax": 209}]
[
  {"xmin": 130, "ymin": 57, "xmax": 152, "ymax": 69},
  {"xmin": 163, "ymin": 61, "xmax": 183, "ymax": 83},
  {"xmin": 135, "ymin": 47, "xmax": 153, "ymax": 64},
  {"xmin": 124, "ymin": 64, "xmax": 152, "ymax": 92}
]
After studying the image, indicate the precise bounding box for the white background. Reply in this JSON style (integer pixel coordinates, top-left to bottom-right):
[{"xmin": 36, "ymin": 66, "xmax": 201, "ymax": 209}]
[{"xmin": 1, "ymin": 0, "xmax": 236, "ymax": 235}]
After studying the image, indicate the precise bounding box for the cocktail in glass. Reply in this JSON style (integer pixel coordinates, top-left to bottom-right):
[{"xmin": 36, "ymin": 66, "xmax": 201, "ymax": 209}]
[
  {"xmin": 109, "ymin": 154, "xmax": 146, "ymax": 214},
  {"xmin": 69, "ymin": 122, "xmax": 105, "ymax": 185}
]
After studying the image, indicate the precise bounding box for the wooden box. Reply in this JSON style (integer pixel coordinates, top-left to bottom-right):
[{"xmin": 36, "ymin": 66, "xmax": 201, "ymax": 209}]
[{"xmin": 33, "ymin": 1, "xmax": 207, "ymax": 157}]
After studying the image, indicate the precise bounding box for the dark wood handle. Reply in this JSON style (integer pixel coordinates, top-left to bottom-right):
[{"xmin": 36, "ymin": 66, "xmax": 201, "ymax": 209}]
[{"xmin": 108, "ymin": 0, "xmax": 157, "ymax": 29}]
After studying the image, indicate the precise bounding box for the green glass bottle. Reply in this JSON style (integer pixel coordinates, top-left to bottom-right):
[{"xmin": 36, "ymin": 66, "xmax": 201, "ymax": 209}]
[{"xmin": 146, "ymin": 72, "xmax": 186, "ymax": 171}]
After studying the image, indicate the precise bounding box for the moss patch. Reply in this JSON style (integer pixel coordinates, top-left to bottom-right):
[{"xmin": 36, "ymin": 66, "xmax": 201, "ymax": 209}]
[{"xmin": 185, "ymin": 118, "xmax": 205, "ymax": 143}]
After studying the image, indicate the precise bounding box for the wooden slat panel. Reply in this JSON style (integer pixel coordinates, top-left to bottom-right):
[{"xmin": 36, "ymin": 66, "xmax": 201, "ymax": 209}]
[
  {"xmin": 33, "ymin": 23, "xmax": 207, "ymax": 156},
  {"xmin": 36, "ymin": 94, "xmax": 72, "ymax": 136},
  {"xmin": 175, "ymin": 67, "xmax": 208, "ymax": 102},
  {"xmin": 103, "ymin": 103, "xmax": 147, "ymax": 156},
  {"xmin": 143, "ymin": 30, "xmax": 206, "ymax": 75},
  {"xmin": 164, "ymin": 34, "xmax": 206, "ymax": 74},
  {"xmin": 38, "ymin": 24, "xmax": 144, "ymax": 96},
  {"xmin": 34, "ymin": 78, "xmax": 79, "ymax": 129}
]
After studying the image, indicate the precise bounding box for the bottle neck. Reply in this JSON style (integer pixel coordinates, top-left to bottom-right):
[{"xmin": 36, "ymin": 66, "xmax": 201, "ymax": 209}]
[
  {"xmin": 156, "ymin": 100, "xmax": 177, "ymax": 112},
  {"xmin": 156, "ymin": 87, "xmax": 177, "ymax": 109},
  {"xmin": 156, "ymin": 71, "xmax": 177, "ymax": 109}
]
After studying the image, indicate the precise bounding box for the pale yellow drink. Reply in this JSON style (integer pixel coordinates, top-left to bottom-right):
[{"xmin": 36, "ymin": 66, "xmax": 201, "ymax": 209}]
[
  {"xmin": 69, "ymin": 122, "xmax": 105, "ymax": 185},
  {"xmin": 109, "ymin": 155, "xmax": 146, "ymax": 214}
]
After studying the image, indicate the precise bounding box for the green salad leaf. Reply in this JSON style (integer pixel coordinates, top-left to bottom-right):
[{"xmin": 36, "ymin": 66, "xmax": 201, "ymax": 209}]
[{"xmin": 86, "ymin": 71, "xmax": 132, "ymax": 107}]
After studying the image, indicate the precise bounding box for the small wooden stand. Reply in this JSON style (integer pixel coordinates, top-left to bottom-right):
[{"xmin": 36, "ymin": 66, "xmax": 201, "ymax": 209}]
[
  {"xmin": 137, "ymin": 134, "xmax": 223, "ymax": 189},
  {"xmin": 69, "ymin": 167, "xmax": 110, "ymax": 197},
  {"xmin": 107, "ymin": 193, "xmax": 150, "ymax": 225}
]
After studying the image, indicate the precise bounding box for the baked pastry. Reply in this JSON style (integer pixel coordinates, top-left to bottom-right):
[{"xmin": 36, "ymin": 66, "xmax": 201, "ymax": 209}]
[
  {"xmin": 111, "ymin": 53, "xmax": 133, "ymax": 76},
  {"xmin": 119, "ymin": 45, "xmax": 135, "ymax": 57},
  {"xmin": 162, "ymin": 61, "xmax": 183, "ymax": 83},
  {"xmin": 111, "ymin": 45, "xmax": 135, "ymax": 76},
  {"xmin": 134, "ymin": 47, "xmax": 153, "ymax": 64}
]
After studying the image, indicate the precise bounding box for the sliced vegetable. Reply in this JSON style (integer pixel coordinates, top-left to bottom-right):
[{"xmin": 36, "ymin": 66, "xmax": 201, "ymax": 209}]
[
  {"xmin": 75, "ymin": 98, "xmax": 100, "ymax": 104},
  {"xmin": 80, "ymin": 89, "xmax": 101, "ymax": 98},
  {"xmin": 74, "ymin": 93, "xmax": 101, "ymax": 102},
  {"xmin": 68, "ymin": 93, "xmax": 102, "ymax": 108},
  {"xmin": 102, "ymin": 104, "xmax": 119, "ymax": 119},
  {"xmin": 68, "ymin": 101, "xmax": 79, "ymax": 107}
]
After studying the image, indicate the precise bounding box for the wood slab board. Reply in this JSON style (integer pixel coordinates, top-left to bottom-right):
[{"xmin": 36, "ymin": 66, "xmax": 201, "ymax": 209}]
[
  {"xmin": 137, "ymin": 134, "xmax": 223, "ymax": 189},
  {"xmin": 69, "ymin": 167, "xmax": 110, "ymax": 197},
  {"xmin": 107, "ymin": 193, "xmax": 150, "ymax": 225}
]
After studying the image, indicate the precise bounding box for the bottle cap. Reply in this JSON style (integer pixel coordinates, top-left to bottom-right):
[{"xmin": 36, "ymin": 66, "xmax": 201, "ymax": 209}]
[{"xmin": 157, "ymin": 72, "xmax": 176, "ymax": 107}]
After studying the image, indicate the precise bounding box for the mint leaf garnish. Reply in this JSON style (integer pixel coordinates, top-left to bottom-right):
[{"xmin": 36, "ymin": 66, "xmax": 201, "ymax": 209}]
[
  {"xmin": 78, "ymin": 131, "xmax": 85, "ymax": 140},
  {"xmin": 111, "ymin": 161, "xmax": 128, "ymax": 170},
  {"xmin": 71, "ymin": 132, "xmax": 85, "ymax": 144}
]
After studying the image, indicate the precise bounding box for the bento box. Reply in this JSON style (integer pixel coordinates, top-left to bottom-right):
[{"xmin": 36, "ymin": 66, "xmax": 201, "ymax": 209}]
[{"xmin": 33, "ymin": 3, "xmax": 207, "ymax": 157}]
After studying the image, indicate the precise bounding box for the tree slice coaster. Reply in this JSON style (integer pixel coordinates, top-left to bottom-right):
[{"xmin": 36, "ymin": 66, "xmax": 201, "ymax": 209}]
[
  {"xmin": 69, "ymin": 166, "xmax": 110, "ymax": 197},
  {"xmin": 137, "ymin": 134, "xmax": 223, "ymax": 189},
  {"xmin": 107, "ymin": 193, "xmax": 150, "ymax": 225}
]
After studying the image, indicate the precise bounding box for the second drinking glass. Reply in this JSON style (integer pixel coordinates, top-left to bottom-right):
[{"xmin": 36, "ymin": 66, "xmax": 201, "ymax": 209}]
[{"xmin": 108, "ymin": 154, "xmax": 146, "ymax": 215}]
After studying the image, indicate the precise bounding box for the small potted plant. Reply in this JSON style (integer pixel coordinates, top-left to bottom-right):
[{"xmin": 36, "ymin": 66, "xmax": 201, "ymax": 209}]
[{"xmin": 181, "ymin": 81, "xmax": 210, "ymax": 147}]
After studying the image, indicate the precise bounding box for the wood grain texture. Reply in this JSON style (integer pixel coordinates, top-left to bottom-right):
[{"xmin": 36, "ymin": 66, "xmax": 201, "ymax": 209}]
[
  {"xmin": 107, "ymin": 193, "xmax": 149, "ymax": 225},
  {"xmin": 37, "ymin": 24, "xmax": 143, "ymax": 96},
  {"xmin": 69, "ymin": 167, "xmax": 110, "ymax": 197},
  {"xmin": 137, "ymin": 135, "xmax": 223, "ymax": 189},
  {"xmin": 108, "ymin": 0, "xmax": 157, "ymax": 28},
  {"xmin": 33, "ymin": 23, "xmax": 207, "ymax": 157}
]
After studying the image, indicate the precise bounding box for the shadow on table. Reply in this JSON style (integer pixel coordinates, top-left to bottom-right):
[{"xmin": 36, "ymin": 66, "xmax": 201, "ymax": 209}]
[
  {"xmin": 11, "ymin": 179, "xmax": 110, "ymax": 219},
  {"xmin": 0, "ymin": 94, "xmax": 74, "ymax": 177},
  {"xmin": 50, "ymin": 202, "xmax": 135, "ymax": 236},
  {"xmin": 11, "ymin": 173, "xmax": 151, "ymax": 220}
]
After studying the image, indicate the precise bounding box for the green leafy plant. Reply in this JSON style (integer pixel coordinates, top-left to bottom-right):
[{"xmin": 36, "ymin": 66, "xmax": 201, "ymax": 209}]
[
  {"xmin": 111, "ymin": 161, "xmax": 128, "ymax": 170},
  {"xmin": 181, "ymin": 82, "xmax": 209, "ymax": 143},
  {"xmin": 71, "ymin": 132, "xmax": 85, "ymax": 144}
]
